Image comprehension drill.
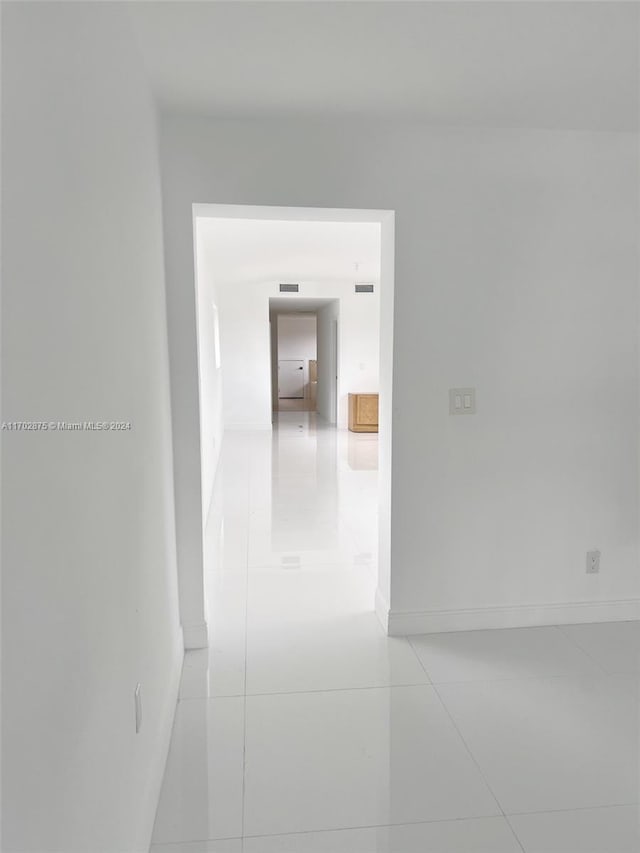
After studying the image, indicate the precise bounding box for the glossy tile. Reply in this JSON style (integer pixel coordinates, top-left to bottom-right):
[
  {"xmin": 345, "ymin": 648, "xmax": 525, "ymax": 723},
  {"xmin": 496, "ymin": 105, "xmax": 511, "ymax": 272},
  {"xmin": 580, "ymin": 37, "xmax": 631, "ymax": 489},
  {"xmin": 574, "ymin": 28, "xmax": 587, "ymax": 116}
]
[
  {"xmin": 409, "ymin": 626, "xmax": 604, "ymax": 684},
  {"xmin": 205, "ymin": 507, "xmax": 249, "ymax": 573},
  {"xmin": 437, "ymin": 676, "xmax": 639, "ymax": 815},
  {"xmin": 509, "ymin": 804, "xmax": 640, "ymax": 853},
  {"xmin": 151, "ymin": 698, "xmax": 245, "ymax": 844},
  {"xmin": 612, "ymin": 672, "xmax": 640, "ymax": 703},
  {"xmin": 179, "ymin": 642, "xmax": 244, "ymax": 701},
  {"xmin": 156, "ymin": 417, "xmax": 640, "ymax": 850},
  {"xmin": 207, "ymin": 444, "xmax": 250, "ymax": 518},
  {"xmin": 243, "ymin": 685, "xmax": 500, "ymax": 837},
  {"xmin": 247, "ymin": 506, "xmax": 361, "ymax": 569},
  {"xmin": 250, "ymin": 478, "xmax": 342, "ymax": 514},
  {"xmin": 345, "ymin": 433, "xmax": 378, "ymax": 472},
  {"xmin": 245, "ymin": 567, "xmax": 427, "ymax": 694},
  {"xmin": 179, "ymin": 649, "xmax": 218, "ymax": 701},
  {"xmin": 180, "ymin": 573, "xmax": 247, "ymax": 699},
  {"xmin": 243, "ymin": 816, "xmax": 522, "ymax": 852},
  {"xmin": 559, "ymin": 621, "xmax": 640, "ymax": 674},
  {"xmin": 244, "ymin": 414, "xmax": 378, "ymax": 571}
]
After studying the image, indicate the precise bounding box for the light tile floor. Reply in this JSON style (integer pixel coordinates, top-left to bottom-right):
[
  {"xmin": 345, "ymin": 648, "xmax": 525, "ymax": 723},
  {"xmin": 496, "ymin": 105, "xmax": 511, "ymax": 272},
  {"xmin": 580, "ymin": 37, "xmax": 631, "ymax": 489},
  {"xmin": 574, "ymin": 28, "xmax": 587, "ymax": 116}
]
[{"xmin": 152, "ymin": 413, "xmax": 640, "ymax": 853}]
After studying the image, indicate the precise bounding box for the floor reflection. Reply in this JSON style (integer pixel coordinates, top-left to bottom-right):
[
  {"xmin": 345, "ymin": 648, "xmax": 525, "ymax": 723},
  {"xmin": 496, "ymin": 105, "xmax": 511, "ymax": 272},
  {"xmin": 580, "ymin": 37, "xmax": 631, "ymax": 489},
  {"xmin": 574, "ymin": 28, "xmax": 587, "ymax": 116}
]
[{"xmin": 151, "ymin": 414, "xmax": 640, "ymax": 852}]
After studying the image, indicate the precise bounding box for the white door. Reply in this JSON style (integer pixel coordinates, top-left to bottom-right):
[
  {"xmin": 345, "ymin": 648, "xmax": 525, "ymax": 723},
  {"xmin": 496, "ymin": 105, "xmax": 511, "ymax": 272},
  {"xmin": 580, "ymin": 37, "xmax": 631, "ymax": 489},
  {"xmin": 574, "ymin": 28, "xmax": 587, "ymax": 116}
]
[{"xmin": 278, "ymin": 359, "xmax": 305, "ymax": 398}]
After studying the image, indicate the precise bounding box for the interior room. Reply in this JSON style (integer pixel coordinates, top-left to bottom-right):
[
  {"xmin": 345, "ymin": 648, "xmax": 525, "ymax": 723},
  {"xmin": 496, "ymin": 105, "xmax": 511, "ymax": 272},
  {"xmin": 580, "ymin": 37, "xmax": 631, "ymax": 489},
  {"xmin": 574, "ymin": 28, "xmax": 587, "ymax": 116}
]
[
  {"xmin": 271, "ymin": 308, "xmax": 319, "ymax": 413},
  {"xmin": 2, "ymin": 3, "xmax": 639, "ymax": 853}
]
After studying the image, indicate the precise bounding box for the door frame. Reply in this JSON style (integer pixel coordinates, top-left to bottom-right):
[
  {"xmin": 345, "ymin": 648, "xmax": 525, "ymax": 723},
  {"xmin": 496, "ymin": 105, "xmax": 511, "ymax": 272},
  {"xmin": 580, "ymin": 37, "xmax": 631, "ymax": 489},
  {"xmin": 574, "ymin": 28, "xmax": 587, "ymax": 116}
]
[
  {"xmin": 330, "ymin": 317, "xmax": 338, "ymax": 425},
  {"xmin": 190, "ymin": 204, "xmax": 396, "ymax": 641}
]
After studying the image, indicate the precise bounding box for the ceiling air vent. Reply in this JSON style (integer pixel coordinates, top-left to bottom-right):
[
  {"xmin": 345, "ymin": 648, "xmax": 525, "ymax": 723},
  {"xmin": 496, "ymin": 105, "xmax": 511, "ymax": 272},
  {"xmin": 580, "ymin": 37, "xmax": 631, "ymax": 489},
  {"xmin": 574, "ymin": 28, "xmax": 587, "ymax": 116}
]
[
  {"xmin": 355, "ymin": 283, "xmax": 375, "ymax": 293},
  {"xmin": 279, "ymin": 283, "xmax": 299, "ymax": 293}
]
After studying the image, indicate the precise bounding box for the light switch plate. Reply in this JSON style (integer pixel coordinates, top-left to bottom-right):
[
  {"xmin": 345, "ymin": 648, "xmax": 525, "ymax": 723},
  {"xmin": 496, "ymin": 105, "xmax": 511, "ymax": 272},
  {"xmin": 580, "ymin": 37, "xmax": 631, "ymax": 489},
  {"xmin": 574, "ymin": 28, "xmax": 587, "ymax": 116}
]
[{"xmin": 449, "ymin": 387, "xmax": 476, "ymax": 415}]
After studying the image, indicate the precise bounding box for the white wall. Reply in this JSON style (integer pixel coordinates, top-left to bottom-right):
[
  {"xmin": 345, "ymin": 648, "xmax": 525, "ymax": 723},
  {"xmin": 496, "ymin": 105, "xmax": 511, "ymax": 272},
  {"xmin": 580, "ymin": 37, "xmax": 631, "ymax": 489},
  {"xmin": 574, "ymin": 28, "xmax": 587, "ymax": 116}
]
[
  {"xmin": 195, "ymin": 221, "xmax": 224, "ymax": 522},
  {"xmin": 270, "ymin": 315, "xmax": 279, "ymax": 412},
  {"xmin": 2, "ymin": 5, "xmax": 182, "ymax": 851},
  {"xmin": 217, "ymin": 280, "xmax": 273, "ymax": 430},
  {"xmin": 276, "ymin": 314, "xmax": 317, "ymax": 397},
  {"xmin": 317, "ymin": 301, "xmax": 339, "ymax": 422},
  {"xmin": 334, "ymin": 286, "xmax": 380, "ymax": 427},
  {"xmin": 160, "ymin": 115, "xmax": 639, "ymax": 633}
]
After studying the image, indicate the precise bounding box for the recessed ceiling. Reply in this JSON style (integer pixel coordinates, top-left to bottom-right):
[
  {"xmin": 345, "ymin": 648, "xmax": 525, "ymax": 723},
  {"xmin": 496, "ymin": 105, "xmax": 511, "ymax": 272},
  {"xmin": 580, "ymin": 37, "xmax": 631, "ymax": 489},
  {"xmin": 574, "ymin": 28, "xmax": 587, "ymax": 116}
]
[
  {"xmin": 196, "ymin": 217, "xmax": 381, "ymax": 284},
  {"xmin": 128, "ymin": 1, "xmax": 639, "ymax": 132}
]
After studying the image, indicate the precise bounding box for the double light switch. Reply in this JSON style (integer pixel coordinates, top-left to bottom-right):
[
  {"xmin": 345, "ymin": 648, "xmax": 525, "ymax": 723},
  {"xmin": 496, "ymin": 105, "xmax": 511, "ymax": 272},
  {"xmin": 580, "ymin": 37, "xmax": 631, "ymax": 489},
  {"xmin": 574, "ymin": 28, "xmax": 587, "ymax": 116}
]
[{"xmin": 449, "ymin": 388, "xmax": 476, "ymax": 415}]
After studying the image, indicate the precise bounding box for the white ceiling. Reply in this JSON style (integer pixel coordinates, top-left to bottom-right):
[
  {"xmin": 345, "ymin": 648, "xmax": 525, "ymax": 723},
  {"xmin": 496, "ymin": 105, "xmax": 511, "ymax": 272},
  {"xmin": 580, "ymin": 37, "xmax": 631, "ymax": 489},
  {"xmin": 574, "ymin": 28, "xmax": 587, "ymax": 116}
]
[
  {"xmin": 128, "ymin": 1, "xmax": 639, "ymax": 132},
  {"xmin": 196, "ymin": 217, "xmax": 381, "ymax": 284}
]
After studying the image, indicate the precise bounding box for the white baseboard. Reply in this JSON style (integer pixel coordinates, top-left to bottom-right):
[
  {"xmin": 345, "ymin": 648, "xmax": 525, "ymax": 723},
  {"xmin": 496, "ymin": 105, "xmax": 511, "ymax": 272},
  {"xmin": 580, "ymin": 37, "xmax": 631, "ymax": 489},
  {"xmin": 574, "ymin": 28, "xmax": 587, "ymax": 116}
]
[
  {"xmin": 386, "ymin": 598, "xmax": 640, "ymax": 636},
  {"xmin": 182, "ymin": 620, "xmax": 209, "ymax": 649},
  {"xmin": 134, "ymin": 626, "xmax": 184, "ymax": 853}
]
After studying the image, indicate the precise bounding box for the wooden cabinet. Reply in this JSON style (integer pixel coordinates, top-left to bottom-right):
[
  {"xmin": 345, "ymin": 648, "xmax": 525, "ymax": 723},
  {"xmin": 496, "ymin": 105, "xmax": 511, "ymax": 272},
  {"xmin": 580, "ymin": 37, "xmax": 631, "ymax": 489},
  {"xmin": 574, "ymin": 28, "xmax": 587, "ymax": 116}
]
[{"xmin": 348, "ymin": 393, "xmax": 379, "ymax": 433}]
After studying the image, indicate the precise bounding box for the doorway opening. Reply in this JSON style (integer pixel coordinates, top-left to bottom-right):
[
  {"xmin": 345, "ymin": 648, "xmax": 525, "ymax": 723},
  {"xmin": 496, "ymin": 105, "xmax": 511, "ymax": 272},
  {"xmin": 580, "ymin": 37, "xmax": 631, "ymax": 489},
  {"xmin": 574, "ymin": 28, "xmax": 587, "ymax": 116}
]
[
  {"xmin": 192, "ymin": 205, "xmax": 395, "ymax": 634},
  {"xmin": 269, "ymin": 298, "xmax": 340, "ymax": 420}
]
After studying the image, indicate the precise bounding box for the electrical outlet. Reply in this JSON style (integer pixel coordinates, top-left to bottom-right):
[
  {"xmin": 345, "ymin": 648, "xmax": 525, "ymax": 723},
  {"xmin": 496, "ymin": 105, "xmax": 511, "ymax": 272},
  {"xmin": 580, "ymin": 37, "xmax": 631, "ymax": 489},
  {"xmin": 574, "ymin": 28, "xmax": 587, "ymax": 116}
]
[
  {"xmin": 586, "ymin": 550, "xmax": 600, "ymax": 574},
  {"xmin": 134, "ymin": 683, "xmax": 142, "ymax": 733}
]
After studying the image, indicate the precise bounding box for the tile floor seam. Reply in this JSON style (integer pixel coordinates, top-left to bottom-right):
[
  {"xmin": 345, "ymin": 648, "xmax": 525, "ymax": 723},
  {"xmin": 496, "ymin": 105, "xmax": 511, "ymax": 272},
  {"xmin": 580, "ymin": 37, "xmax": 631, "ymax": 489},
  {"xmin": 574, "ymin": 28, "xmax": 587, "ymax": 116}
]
[
  {"xmin": 503, "ymin": 801, "xmax": 640, "ymax": 853},
  {"xmin": 237, "ymin": 812, "xmax": 524, "ymax": 841},
  {"xmin": 502, "ymin": 815, "xmax": 530, "ymax": 853},
  {"xmin": 178, "ymin": 681, "xmax": 437, "ymax": 702},
  {"xmin": 251, "ymin": 682, "xmax": 439, "ymax": 701},
  {"xmin": 246, "ymin": 561, "xmax": 373, "ymax": 571},
  {"xmin": 246, "ymin": 559, "xmax": 369, "ymax": 570},
  {"xmin": 426, "ymin": 672, "xmax": 621, "ymax": 687},
  {"xmin": 406, "ymin": 636, "xmax": 527, "ymax": 853},
  {"xmin": 405, "ymin": 635, "xmax": 435, "ymax": 681},
  {"xmin": 239, "ymin": 455, "xmax": 252, "ymax": 843},
  {"xmin": 430, "ymin": 685, "xmax": 527, "ymax": 853},
  {"xmin": 553, "ymin": 624, "xmax": 613, "ymax": 676},
  {"xmin": 149, "ymin": 813, "xmax": 529, "ymax": 848},
  {"xmin": 504, "ymin": 801, "xmax": 640, "ymax": 818}
]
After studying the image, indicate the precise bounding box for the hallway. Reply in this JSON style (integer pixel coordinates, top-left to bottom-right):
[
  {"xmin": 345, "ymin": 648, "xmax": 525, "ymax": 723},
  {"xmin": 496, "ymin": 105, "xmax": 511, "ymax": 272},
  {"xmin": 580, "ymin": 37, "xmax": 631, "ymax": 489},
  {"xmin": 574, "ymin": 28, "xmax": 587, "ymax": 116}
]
[{"xmin": 151, "ymin": 415, "xmax": 639, "ymax": 853}]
